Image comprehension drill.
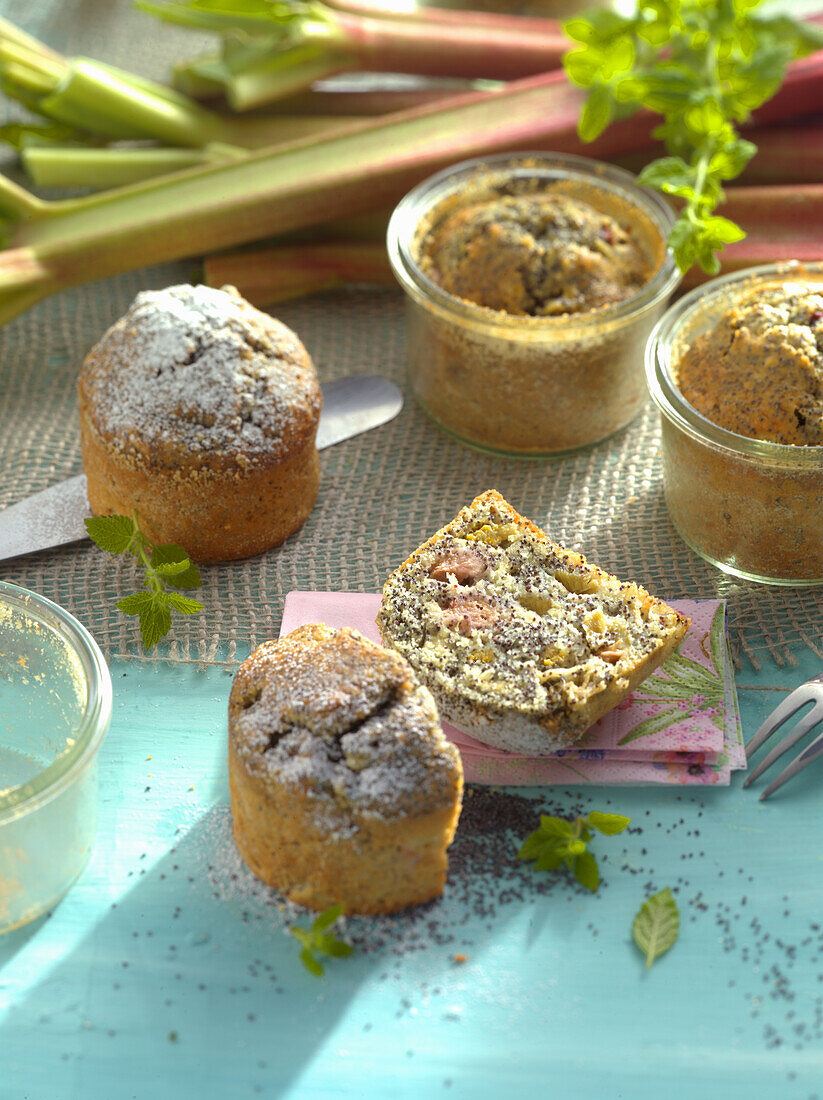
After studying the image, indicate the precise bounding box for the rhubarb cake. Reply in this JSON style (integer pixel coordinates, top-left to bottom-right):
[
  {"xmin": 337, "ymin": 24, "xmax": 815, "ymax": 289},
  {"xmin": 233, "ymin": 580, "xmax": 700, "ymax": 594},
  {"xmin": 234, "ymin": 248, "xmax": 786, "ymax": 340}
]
[
  {"xmin": 228, "ymin": 624, "xmax": 463, "ymax": 915},
  {"xmin": 78, "ymin": 283, "xmax": 321, "ymax": 563},
  {"xmin": 673, "ymin": 283, "xmax": 823, "ymax": 445},
  {"xmin": 378, "ymin": 490, "xmax": 690, "ymax": 754},
  {"xmin": 418, "ymin": 191, "xmax": 654, "ymax": 316}
]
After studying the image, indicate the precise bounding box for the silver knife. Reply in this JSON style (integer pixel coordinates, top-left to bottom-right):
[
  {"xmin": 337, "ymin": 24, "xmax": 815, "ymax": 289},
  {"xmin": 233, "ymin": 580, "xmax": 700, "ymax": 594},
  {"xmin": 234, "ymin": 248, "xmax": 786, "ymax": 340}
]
[{"xmin": 0, "ymin": 374, "xmax": 402, "ymax": 562}]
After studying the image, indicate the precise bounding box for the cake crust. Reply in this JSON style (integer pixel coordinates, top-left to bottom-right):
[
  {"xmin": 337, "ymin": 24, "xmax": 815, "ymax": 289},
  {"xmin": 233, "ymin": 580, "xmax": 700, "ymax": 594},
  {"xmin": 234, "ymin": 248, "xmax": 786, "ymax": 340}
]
[
  {"xmin": 228, "ymin": 624, "xmax": 463, "ymax": 915},
  {"xmin": 378, "ymin": 490, "xmax": 690, "ymax": 754}
]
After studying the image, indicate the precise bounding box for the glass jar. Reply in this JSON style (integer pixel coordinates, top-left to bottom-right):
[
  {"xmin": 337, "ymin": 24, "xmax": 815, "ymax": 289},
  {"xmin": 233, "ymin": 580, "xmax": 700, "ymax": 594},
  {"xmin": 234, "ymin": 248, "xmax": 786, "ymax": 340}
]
[
  {"xmin": 0, "ymin": 582, "xmax": 112, "ymax": 933},
  {"xmin": 645, "ymin": 262, "xmax": 823, "ymax": 586},
  {"xmin": 387, "ymin": 152, "xmax": 680, "ymax": 457}
]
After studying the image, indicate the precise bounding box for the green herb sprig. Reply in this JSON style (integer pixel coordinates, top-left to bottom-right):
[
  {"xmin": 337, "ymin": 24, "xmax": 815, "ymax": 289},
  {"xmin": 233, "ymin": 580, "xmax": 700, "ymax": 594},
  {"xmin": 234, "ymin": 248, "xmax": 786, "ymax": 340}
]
[
  {"xmin": 85, "ymin": 513, "xmax": 204, "ymax": 650},
  {"xmin": 632, "ymin": 886, "xmax": 680, "ymax": 968},
  {"xmin": 290, "ymin": 904, "xmax": 354, "ymax": 977},
  {"xmin": 517, "ymin": 809, "xmax": 631, "ymax": 892},
  {"xmin": 563, "ymin": 0, "xmax": 823, "ymax": 274}
]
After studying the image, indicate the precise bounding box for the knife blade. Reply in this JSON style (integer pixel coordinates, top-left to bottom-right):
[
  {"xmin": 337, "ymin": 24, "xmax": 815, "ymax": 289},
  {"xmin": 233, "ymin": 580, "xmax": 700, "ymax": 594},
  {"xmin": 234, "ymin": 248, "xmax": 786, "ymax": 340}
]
[{"xmin": 0, "ymin": 374, "xmax": 402, "ymax": 562}]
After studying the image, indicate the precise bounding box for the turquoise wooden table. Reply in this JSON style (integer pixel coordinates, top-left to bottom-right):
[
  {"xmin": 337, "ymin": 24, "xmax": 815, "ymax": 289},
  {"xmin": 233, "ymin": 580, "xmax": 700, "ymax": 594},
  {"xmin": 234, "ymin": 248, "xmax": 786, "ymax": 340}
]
[
  {"xmin": 1, "ymin": 1, "xmax": 823, "ymax": 1095},
  {"xmin": 2, "ymin": 648, "xmax": 823, "ymax": 1100}
]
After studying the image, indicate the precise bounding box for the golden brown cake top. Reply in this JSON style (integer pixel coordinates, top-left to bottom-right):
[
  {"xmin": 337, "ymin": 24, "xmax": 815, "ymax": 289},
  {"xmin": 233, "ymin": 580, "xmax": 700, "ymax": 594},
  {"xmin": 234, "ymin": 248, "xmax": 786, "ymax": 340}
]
[
  {"xmin": 417, "ymin": 193, "xmax": 653, "ymax": 316},
  {"xmin": 228, "ymin": 625, "xmax": 461, "ymax": 828},
  {"xmin": 78, "ymin": 283, "xmax": 321, "ymax": 462},
  {"xmin": 674, "ymin": 283, "xmax": 823, "ymax": 445}
]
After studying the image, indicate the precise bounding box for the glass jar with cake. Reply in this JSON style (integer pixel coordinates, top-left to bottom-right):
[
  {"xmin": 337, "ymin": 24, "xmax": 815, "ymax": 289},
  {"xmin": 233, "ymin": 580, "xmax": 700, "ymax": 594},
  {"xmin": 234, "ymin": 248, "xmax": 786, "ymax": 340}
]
[
  {"xmin": 645, "ymin": 261, "xmax": 823, "ymax": 586},
  {"xmin": 386, "ymin": 152, "xmax": 681, "ymax": 457}
]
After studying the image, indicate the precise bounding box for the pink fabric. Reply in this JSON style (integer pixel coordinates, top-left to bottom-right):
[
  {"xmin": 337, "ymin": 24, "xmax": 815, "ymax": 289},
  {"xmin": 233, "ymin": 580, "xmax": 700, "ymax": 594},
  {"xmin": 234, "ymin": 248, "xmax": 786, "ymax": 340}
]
[{"xmin": 279, "ymin": 592, "xmax": 744, "ymax": 788}]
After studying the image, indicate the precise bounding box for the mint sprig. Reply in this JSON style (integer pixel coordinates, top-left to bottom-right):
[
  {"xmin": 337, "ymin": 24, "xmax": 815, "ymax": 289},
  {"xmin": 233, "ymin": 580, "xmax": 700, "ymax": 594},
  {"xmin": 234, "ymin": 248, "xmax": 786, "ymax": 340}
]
[
  {"xmin": 517, "ymin": 809, "xmax": 630, "ymax": 891},
  {"xmin": 85, "ymin": 512, "xmax": 203, "ymax": 650},
  {"xmin": 290, "ymin": 904, "xmax": 354, "ymax": 977},
  {"xmin": 632, "ymin": 886, "xmax": 680, "ymax": 968},
  {"xmin": 563, "ymin": 1, "xmax": 823, "ymax": 274}
]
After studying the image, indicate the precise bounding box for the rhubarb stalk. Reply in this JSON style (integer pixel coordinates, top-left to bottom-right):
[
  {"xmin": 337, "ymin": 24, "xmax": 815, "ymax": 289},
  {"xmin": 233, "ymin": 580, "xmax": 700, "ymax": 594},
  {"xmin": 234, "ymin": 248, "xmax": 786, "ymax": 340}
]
[
  {"xmin": 18, "ymin": 116, "xmax": 356, "ymax": 189},
  {"xmin": 0, "ymin": 68, "xmax": 638, "ymax": 324},
  {"xmin": 323, "ymin": 0, "xmax": 563, "ymax": 36},
  {"xmin": 0, "ymin": 48, "xmax": 821, "ymax": 327},
  {"xmin": 0, "ymin": 20, "xmax": 353, "ymax": 151},
  {"xmin": 141, "ymin": 0, "xmax": 567, "ymax": 110},
  {"xmin": 205, "ymin": 241, "xmax": 393, "ymax": 304},
  {"xmin": 259, "ymin": 80, "xmax": 500, "ymax": 117}
]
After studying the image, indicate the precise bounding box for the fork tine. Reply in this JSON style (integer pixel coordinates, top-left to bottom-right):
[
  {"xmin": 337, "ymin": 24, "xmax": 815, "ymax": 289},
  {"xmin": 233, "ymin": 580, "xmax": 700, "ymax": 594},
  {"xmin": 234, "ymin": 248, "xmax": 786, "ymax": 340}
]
[
  {"xmin": 758, "ymin": 728, "xmax": 823, "ymax": 801},
  {"xmin": 745, "ymin": 686, "xmax": 816, "ymax": 756},
  {"xmin": 743, "ymin": 704, "xmax": 823, "ymax": 787}
]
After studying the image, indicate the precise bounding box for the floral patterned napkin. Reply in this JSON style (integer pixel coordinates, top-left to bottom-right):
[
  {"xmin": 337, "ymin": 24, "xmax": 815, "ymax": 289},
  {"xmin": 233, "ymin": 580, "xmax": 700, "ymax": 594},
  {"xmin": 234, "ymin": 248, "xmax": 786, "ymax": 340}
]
[{"xmin": 279, "ymin": 592, "xmax": 744, "ymax": 788}]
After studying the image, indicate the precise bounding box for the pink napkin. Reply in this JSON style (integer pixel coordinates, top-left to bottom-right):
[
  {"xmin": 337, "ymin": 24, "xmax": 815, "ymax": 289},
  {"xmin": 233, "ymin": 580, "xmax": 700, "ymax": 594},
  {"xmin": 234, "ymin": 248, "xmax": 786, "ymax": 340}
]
[{"xmin": 280, "ymin": 592, "xmax": 745, "ymax": 788}]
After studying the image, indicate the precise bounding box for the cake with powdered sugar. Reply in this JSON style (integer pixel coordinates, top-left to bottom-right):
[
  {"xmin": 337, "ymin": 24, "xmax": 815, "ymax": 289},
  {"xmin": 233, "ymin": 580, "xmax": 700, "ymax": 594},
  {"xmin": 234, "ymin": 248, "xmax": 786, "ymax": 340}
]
[
  {"xmin": 228, "ymin": 624, "xmax": 463, "ymax": 915},
  {"xmin": 77, "ymin": 283, "xmax": 321, "ymax": 562}
]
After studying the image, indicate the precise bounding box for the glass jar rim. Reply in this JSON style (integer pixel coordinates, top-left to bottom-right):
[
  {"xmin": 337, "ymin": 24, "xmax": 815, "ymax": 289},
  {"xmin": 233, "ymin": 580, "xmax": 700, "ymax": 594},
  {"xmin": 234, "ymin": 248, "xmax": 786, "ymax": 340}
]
[
  {"xmin": 387, "ymin": 151, "xmax": 681, "ymax": 331},
  {"xmin": 645, "ymin": 260, "xmax": 823, "ymax": 467},
  {"xmin": 0, "ymin": 581, "xmax": 112, "ymax": 822}
]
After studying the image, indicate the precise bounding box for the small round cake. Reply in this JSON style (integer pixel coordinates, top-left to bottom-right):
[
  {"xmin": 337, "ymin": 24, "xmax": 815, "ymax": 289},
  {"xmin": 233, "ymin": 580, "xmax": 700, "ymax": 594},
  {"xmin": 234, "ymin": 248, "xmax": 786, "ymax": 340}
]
[
  {"xmin": 418, "ymin": 192, "xmax": 653, "ymax": 317},
  {"xmin": 77, "ymin": 283, "xmax": 322, "ymax": 563},
  {"xmin": 228, "ymin": 624, "xmax": 464, "ymax": 915}
]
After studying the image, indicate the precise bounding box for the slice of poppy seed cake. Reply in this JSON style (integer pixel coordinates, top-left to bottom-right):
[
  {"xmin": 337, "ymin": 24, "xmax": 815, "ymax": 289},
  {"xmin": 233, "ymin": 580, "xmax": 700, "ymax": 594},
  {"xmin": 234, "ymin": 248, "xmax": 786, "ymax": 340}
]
[{"xmin": 377, "ymin": 490, "xmax": 690, "ymax": 755}]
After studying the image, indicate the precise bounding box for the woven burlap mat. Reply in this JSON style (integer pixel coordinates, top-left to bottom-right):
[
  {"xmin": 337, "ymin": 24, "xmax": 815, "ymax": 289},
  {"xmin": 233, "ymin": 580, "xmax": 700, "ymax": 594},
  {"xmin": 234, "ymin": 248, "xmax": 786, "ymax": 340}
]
[
  {"xmin": 1, "ymin": 0, "xmax": 821, "ymax": 670},
  {"xmin": 1, "ymin": 272, "xmax": 821, "ymax": 670}
]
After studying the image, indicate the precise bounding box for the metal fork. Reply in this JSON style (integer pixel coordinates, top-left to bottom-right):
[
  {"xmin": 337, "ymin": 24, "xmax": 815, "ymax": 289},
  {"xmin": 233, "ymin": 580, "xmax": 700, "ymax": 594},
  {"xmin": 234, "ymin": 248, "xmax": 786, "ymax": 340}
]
[{"xmin": 743, "ymin": 673, "xmax": 823, "ymax": 800}]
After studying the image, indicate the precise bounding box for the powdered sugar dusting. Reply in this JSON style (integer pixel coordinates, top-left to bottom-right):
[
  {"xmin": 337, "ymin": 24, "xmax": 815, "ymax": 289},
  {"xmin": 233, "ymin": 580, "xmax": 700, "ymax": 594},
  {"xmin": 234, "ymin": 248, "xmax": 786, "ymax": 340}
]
[
  {"xmin": 79, "ymin": 284, "xmax": 320, "ymax": 457},
  {"xmin": 230, "ymin": 625, "xmax": 462, "ymax": 829}
]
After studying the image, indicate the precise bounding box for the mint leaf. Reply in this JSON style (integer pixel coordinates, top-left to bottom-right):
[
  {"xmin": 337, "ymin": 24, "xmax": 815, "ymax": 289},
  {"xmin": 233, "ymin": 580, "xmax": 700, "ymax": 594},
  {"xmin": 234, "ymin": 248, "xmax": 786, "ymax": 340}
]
[
  {"xmin": 86, "ymin": 512, "xmax": 204, "ymax": 648},
  {"xmin": 321, "ymin": 936, "xmax": 354, "ymax": 959},
  {"xmin": 518, "ymin": 808, "xmax": 630, "ymax": 891},
  {"xmin": 517, "ymin": 833, "xmax": 547, "ymax": 861},
  {"xmin": 151, "ymin": 543, "xmax": 202, "ymax": 590},
  {"xmin": 167, "ymin": 592, "xmax": 205, "ymax": 614},
  {"xmin": 564, "ymin": 48, "xmax": 604, "ymax": 88},
  {"xmin": 85, "ymin": 514, "xmax": 135, "ymax": 554},
  {"xmin": 638, "ymin": 156, "xmax": 697, "ymax": 200},
  {"xmin": 564, "ymin": 10, "xmax": 634, "ymax": 47},
  {"xmin": 299, "ymin": 947, "xmax": 324, "ymax": 977},
  {"xmin": 311, "ymin": 903, "xmax": 344, "ymax": 933},
  {"xmin": 586, "ymin": 811, "xmax": 631, "ymax": 835},
  {"xmin": 633, "ymin": 887, "xmax": 680, "ymax": 968},
  {"xmin": 534, "ymin": 848, "xmax": 566, "ymax": 872},
  {"xmin": 564, "ymin": 0, "xmax": 817, "ymax": 273},
  {"xmin": 290, "ymin": 927, "xmax": 311, "ymax": 949},
  {"xmin": 668, "ymin": 216, "xmax": 700, "ymax": 274},
  {"xmin": 138, "ymin": 594, "xmax": 172, "ymax": 650},
  {"xmin": 116, "ymin": 591, "xmax": 153, "ymax": 617},
  {"xmin": 572, "ymin": 850, "xmax": 600, "ymax": 892},
  {"xmin": 290, "ymin": 906, "xmax": 354, "ymax": 978},
  {"xmin": 708, "ymin": 138, "xmax": 757, "ymax": 181},
  {"xmin": 153, "ymin": 558, "xmax": 192, "ymax": 578},
  {"xmin": 701, "ymin": 214, "xmax": 746, "ymax": 246},
  {"xmin": 578, "ymin": 83, "xmax": 614, "ymax": 142},
  {"xmin": 538, "ymin": 815, "xmax": 575, "ymax": 838}
]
